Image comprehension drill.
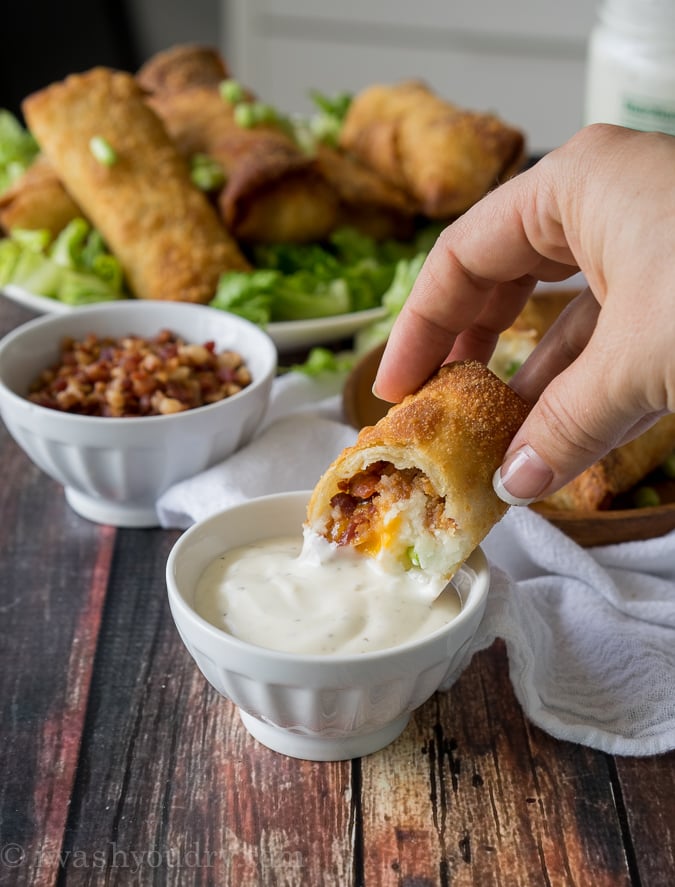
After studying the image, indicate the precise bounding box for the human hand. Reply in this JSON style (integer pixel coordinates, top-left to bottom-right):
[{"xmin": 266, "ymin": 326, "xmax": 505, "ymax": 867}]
[{"xmin": 374, "ymin": 124, "xmax": 675, "ymax": 504}]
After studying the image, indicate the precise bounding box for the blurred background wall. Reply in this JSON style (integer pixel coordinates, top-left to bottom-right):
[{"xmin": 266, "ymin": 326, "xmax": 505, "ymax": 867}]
[
  {"xmin": 0, "ymin": 0, "xmax": 219, "ymax": 119},
  {"xmin": 1, "ymin": 0, "xmax": 596, "ymax": 155},
  {"xmin": 221, "ymin": 1, "xmax": 597, "ymax": 154}
]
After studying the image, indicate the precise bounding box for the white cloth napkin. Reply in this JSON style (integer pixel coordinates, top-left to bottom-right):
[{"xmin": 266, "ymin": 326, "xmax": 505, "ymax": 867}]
[
  {"xmin": 448, "ymin": 508, "xmax": 675, "ymax": 757},
  {"xmin": 157, "ymin": 373, "xmax": 358, "ymax": 528},
  {"xmin": 157, "ymin": 373, "xmax": 675, "ymax": 757}
]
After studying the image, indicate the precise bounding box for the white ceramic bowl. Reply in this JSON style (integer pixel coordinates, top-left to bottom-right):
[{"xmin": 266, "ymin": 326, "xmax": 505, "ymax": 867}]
[
  {"xmin": 0, "ymin": 301, "xmax": 277, "ymax": 527},
  {"xmin": 166, "ymin": 491, "xmax": 490, "ymax": 761}
]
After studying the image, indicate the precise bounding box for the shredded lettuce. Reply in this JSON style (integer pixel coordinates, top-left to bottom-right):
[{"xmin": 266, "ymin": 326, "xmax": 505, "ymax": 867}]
[
  {"xmin": 286, "ymin": 346, "xmax": 355, "ymax": 376},
  {"xmin": 0, "ymin": 219, "xmax": 127, "ymax": 304},
  {"xmin": 211, "ymin": 225, "xmax": 428, "ymax": 326},
  {"xmin": 354, "ymin": 252, "xmax": 427, "ymax": 355},
  {"xmin": 209, "ymin": 269, "xmax": 278, "ymax": 325},
  {"xmin": 0, "ymin": 110, "xmax": 39, "ymax": 194}
]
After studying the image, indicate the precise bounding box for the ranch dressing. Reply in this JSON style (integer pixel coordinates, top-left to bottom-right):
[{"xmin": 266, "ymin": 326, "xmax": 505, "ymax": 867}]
[{"xmin": 193, "ymin": 530, "xmax": 462, "ymax": 655}]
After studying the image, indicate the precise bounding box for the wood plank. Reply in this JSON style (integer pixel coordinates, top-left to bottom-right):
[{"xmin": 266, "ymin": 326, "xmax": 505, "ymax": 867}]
[
  {"xmin": 360, "ymin": 640, "xmax": 633, "ymax": 886},
  {"xmin": 614, "ymin": 753, "xmax": 675, "ymax": 887},
  {"xmin": 58, "ymin": 527, "xmax": 355, "ymax": 885},
  {"xmin": 0, "ymin": 427, "xmax": 115, "ymax": 887}
]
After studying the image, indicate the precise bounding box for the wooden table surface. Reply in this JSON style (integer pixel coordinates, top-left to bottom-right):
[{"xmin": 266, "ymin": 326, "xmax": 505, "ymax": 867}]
[{"xmin": 1, "ymin": 298, "xmax": 674, "ymax": 887}]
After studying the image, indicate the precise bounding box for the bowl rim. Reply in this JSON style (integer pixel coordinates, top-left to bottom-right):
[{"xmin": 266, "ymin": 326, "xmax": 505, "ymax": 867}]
[
  {"xmin": 0, "ymin": 301, "xmax": 277, "ymax": 426},
  {"xmin": 165, "ymin": 490, "xmax": 491, "ymax": 665}
]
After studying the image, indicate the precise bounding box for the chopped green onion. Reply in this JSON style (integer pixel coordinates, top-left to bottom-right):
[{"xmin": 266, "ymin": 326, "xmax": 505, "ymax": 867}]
[
  {"xmin": 190, "ymin": 154, "xmax": 225, "ymax": 191},
  {"xmin": 89, "ymin": 136, "xmax": 117, "ymax": 166},
  {"xmin": 407, "ymin": 547, "xmax": 421, "ymax": 568},
  {"xmin": 234, "ymin": 101, "xmax": 279, "ymax": 128},
  {"xmin": 251, "ymin": 102, "xmax": 277, "ymax": 124},
  {"xmin": 662, "ymin": 452, "xmax": 675, "ymax": 479},
  {"xmin": 233, "ymin": 102, "xmax": 256, "ymax": 128},
  {"xmin": 633, "ymin": 486, "xmax": 661, "ymax": 508},
  {"xmin": 219, "ymin": 78, "xmax": 245, "ymax": 104},
  {"xmin": 504, "ymin": 360, "xmax": 522, "ymax": 379}
]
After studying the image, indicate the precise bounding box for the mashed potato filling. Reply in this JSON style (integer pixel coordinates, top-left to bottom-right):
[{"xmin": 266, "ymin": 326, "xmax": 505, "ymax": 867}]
[{"xmin": 324, "ymin": 461, "xmax": 459, "ymax": 574}]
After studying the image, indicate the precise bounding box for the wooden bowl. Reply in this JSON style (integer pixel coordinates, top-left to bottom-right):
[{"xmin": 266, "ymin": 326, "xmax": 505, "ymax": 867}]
[
  {"xmin": 342, "ymin": 341, "xmax": 389, "ymax": 430},
  {"xmin": 342, "ymin": 342, "xmax": 675, "ymax": 548},
  {"xmin": 530, "ymin": 499, "xmax": 675, "ymax": 547}
]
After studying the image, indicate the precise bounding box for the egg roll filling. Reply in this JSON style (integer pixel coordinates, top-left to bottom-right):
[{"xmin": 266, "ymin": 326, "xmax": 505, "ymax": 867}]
[{"xmin": 324, "ymin": 461, "xmax": 458, "ymax": 572}]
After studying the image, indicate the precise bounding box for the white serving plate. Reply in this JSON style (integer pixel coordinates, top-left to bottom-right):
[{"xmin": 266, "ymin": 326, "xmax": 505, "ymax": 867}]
[{"xmin": 0, "ymin": 284, "xmax": 386, "ymax": 352}]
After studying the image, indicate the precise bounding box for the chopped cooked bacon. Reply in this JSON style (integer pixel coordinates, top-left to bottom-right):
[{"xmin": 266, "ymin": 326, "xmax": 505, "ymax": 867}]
[
  {"xmin": 340, "ymin": 503, "xmax": 376, "ymax": 546},
  {"xmin": 325, "ymin": 461, "xmax": 453, "ymax": 549},
  {"xmin": 329, "ymin": 492, "xmax": 357, "ymax": 517},
  {"xmin": 337, "ymin": 461, "xmax": 392, "ymax": 499}
]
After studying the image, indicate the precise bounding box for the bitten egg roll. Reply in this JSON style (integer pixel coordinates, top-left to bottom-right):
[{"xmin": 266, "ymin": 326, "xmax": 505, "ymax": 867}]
[
  {"xmin": 23, "ymin": 68, "xmax": 249, "ymax": 303},
  {"xmin": 0, "ymin": 155, "xmax": 81, "ymax": 236},
  {"xmin": 136, "ymin": 43, "xmax": 230, "ymax": 95},
  {"xmin": 340, "ymin": 80, "xmax": 526, "ymax": 218},
  {"xmin": 307, "ymin": 360, "xmax": 530, "ymax": 582},
  {"xmin": 148, "ymin": 87, "xmax": 339, "ymax": 244},
  {"xmin": 542, "ymin": 414, "xmax": 675, "ymax": 511}
]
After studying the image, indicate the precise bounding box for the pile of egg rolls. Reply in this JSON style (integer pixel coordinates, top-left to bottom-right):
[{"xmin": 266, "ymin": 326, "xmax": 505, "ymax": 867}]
[
  {"xmin": 489, "ymin": 291, "xmax": 675, "ymax": 511},
  {"xmin": 0, "ymin": 43, "xmax": 526, "ymax": 304}
]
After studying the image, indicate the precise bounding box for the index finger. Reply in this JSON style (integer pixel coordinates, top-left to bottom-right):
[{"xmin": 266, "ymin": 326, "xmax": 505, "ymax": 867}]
[{"xmin": 373, "ymin": 165, "xmax": 578, "ymax": 402}]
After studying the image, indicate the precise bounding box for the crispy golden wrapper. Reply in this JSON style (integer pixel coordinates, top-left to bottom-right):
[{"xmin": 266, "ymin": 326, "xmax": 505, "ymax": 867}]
[
  {"xmin": 314, "ymin": 144, "xmax": 417, "ymax": 240},
  {"xmin": 148, "ymin": 87, "xmax": 339, "ymax": 244},
  {"xmin": 340, "ymin": 80, "xmax": 526, "ymax": 218},
  {"xmin": 23, "ymin": 68, "xmax": 249, "ymax": 303},
  {"xmin": 544, "ymin": 414, "xmax": 675, "ymax": 511},
  {"xmin": 490, "ymin": 290, "xmax": 675, "ymax": 511},
  {"xmin": 136, "ymin": 43, "xmax": 230, "ymax": 95},
  {"xmin": 307, "ymin": 360, "xmax": 530, "ymax": 581},
  {"xmin": 0, "ymin": 155, "xmax": 80, "ymax": 236}
]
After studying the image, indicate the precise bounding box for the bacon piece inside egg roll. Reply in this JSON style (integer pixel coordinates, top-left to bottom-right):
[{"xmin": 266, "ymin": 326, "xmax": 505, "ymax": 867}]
[
  {"xmin": 23, "ymin": 68, "xmax": 249, "ymax": 303},
  {"xmin": 307, "ymin": 360, "xmax": 530, "ymax": 582},
  {"xmin": 340, "ymin": 80, "xmax": 526, "ymax": 218}
]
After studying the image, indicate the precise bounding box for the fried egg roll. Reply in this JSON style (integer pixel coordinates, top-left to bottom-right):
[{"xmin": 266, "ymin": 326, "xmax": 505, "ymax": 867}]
[
  {"xmin": 307, "ymin": 360, "xmax": 530, "ymax": 582},
  {"xmin": 340, "ymin": 80, "xmax": 526, "ymax": 218},
  {"xmin": 542, "ymin": 414, "xmax": 675, "ymax": 511},
  {"xmin": 488, "ymin": 290, "xmax": 580, "ymax": 381},
  {"xmin": 314, "ymin": 144, "xmax": 417, "ymax": 240},
  {"xmin": 136, "ymin": 43, "xmax": 230, "ymax": 95},
  {"xmin": 487, "ymin": 290, "xmax": 675, "ymax": 512},
  {"xmin": 23, "ymin": 68, "xmax": 249, "ymax": 303},
  {"xmin": 148, "ymin": 87, "xmax": 339, "ymax": 244},
  {"xmin": 0, "ymin": 155, "xmax": 80, "ymax": 236}
]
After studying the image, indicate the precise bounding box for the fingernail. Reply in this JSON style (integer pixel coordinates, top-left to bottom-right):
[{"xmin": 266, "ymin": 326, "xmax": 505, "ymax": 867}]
[
  {"xmin": 372, "ymin": 380, "xmax": 393, "ymax": 402},
  {"xmin": 492, "ymin": 444, "xmax": 554, "ymax": 506}
]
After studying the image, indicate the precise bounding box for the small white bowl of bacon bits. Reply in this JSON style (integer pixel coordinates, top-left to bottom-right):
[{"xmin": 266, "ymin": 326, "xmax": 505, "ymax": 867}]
[{"xmin": 0, "ymin": 301, "xmax": 277, "ymax": 527}]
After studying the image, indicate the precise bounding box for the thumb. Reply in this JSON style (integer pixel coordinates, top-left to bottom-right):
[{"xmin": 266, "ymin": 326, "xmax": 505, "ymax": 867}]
[{"xmin": 492, "ymin": 350, "xmax": 641, "ymax": 506}]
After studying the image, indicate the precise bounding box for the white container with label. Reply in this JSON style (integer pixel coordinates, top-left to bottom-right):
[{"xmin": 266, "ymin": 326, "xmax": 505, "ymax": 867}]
[{"xmin": 584, "ymin": 0, "xmax": 675, "ymax": 134}]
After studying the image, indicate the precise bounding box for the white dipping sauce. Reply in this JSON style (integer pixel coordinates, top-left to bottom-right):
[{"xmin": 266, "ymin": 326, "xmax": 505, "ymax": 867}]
[{"xmin": 193, "ymin": 530, "xmax": 462, "ymax": 655}]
